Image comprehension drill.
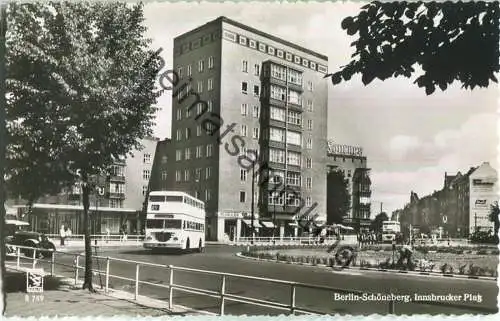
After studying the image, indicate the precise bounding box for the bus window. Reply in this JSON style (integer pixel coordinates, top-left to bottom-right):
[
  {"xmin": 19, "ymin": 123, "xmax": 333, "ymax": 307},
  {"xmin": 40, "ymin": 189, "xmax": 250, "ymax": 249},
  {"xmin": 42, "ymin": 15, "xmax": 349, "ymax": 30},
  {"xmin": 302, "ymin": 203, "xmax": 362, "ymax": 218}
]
[
  {"xmin": 146, "ymin": 220, "xmax": 163, "ymax": 229},
  {"xmin": 165, "ymin": 219, "xmax": 182, "ymax": 229},
  {"xmin": 149, "ymin": 195, "xmax": 166, "ymax": 202},
  {"xmin": 166, "ymin": 196, "xmax": 183, "ymax": 202}
]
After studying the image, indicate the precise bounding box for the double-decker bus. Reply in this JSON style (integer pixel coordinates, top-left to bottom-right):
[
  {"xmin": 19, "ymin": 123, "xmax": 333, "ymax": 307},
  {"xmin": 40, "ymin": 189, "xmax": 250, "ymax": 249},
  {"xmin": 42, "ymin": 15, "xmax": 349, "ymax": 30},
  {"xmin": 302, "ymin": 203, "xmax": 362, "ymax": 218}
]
[
  {"xmin": 381, "ymin": 220, "xmax": 401, "ymax": 242},
  {"xmin": 143, "ymin": 191, "xmax": 206, "ymax": 252}
]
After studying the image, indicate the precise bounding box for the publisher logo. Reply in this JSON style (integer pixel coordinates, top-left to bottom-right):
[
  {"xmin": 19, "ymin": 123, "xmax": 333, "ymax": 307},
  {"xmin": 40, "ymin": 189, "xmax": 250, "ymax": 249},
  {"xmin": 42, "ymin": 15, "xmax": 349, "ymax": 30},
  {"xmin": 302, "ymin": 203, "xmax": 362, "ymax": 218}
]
[{"xmin": 26, "ymin": 270, "xmax": 44, "ymax": 293}]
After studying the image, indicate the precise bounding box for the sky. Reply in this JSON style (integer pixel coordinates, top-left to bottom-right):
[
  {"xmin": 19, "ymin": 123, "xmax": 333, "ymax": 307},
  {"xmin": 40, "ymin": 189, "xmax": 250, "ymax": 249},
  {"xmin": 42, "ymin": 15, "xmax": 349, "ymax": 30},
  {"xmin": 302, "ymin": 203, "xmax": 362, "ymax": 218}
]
[{"xmin": 142, "ymin": 1, "xmax": 499, "ymax": 217}]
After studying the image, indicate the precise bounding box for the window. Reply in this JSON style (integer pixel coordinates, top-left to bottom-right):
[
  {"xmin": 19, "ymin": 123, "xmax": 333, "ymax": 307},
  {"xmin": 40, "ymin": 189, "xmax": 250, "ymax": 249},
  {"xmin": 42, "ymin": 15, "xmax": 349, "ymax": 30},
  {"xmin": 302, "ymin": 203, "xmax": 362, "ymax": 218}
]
[
  {"xmin": 185, "ymin": 127, "xmax": 191, "ymax": 139},
  {"xmin": 205, "ymin": 167, "xmax": 212, "ymax": 179},
  {"xmin": 161, "ymin": 171, "xmax": 167, "ymax": 180},
  {"xmin": 208, "ymin": 78, "xmax": 213, "ymax": 91},
  {"xmin": 249, "ymin": 39, "xmax": 257, "ymax": 48},
  {"xmin": 161, "ymin": 156, "xmax": 167, "ymax": 164},
  {"xmin": 197, "ymin": 125, "xmax": 202, "ymax": 136},
  {"xmin": 196, "ymin": 146, "xmax": 203, "ymax": 158},
  {"xmin": 307, "ymin": 100, "xmax": 313, "ymax": 112},
  {"xmin": 186, "ymin": 105, "xmax": 191, "ymax": 117},
  {"xmin": 306, "ymin": 197, "xmax": 312, "ymax": 207},
  {"xmin": 268, "ymin": 46, "xmax": 275, "ymax": 55},
  {"xmin": 306, "ymin": 177, "xmax": 312, "ymax": 189},
  {"xmin": 269, "ymin": 191, "xmax": 284, "ymax": 206},
  {"xmin": 241, "ymin": 82, "xmax": 248, "ymax": 94},
  {"xmin": 252, "ymin": 127, "xmax": 259, "ymax": 139},
  {"xmin": 239, "ymin": 191, "xmax": 246, "ymax": 203},
  {"xmin": 239, "ymin": 36, "xmax": 247, "ymax": 45},
  {"xmin": 286, "ymin": 52, "xmax": 292, "ymax": 61},
  {"xmin": 206, "ymin": 144, "xmax": 213, "ymax": 157},
  {"xmin": 176, "ymin": 109, "xmax": 182, "ymax": 120},
  {"xmin": 208, "ymin": 56, "xmax": 214, "ymax": 69},
  {"xmin": 288, "ymin": 89, "xmax": 301, "ymax": 105},
  {"xmin": 195, "ymin": 168, "xmax": 202, "ymax": 181},
  {"xmin": 242, "ymin": 60, "xmax": 248, "ymax": 72},
  {"xmin": 241, "ymin": 103, "xmax": 248, "ymax": 115},
  {"xmin": 187, "ymin": 64, "xmax": 192, "ymax": 76},
  {"xmin": 287, "ymin": 151, "xmax": 301, "ymax": 166},
  {"xmin": 207, "ymin": 100, "xmax": 213, "ymax": 112},
  {"xmin": 310, "ymin": 62, "xmax": 316, "ymax": 70},
  {"xmin": 271, "ymin": 65, "xmax": 286, "ymax": 81},
  {"xmin": 176, "ymin": 129, "xmax": 182, "ymax": 141},
  {"xmin": 175, "ymin": 170, "xmax": 181, "ymax": 182},
  {"xmin": 307, "ymin": 81, "xmax": 314, "ymax": 91},
  {"xmin": 240, "ymin": 169, "xmax": 247, "ymax": 182},
  {"xmin": 302, "ymin": 59, "xmax": 309, "ymax": 67},
  {"xmin": 176, "ymin": 150, "xmax": 182, "ymax": 161},
  {"xmin": 143, "ymin": 185, "xmax": 149, "ymax": 196},
  {"xmin": 177, "ymin": 67, "xmax": 183, "ymax": 79},
  {"xmin": 241, "ymin": 125, "xmax": 247, "ymax": 136},
  {"xmin": 270, "ymin": 107, "xmax": 286, "ymax": 122},
  {"xmin": 306, "ymin": 158, "xmax": 312, "ymax": 168},
  {"xmin": 348, "ymin": 170, "xmax": 352, "ymax": 177},
  {"xmin": 143, "ymin": 169, "xmax": 151, "ymax": 180},
  {"xmin": 143, "ymin": 153, "xmax": 151, "ymax": 164},
  {"xmin": 184, "ymin": 148, "xmax": 191, "ymax": 160},
  {"xmin": 205, "ymin": 189, "xmax": 211, "ymax": 201},
  {"xmin": 253, "ymin": 85, "xmax": 259, "ymax": 96},
  {"xmin": 287, "ymin": 131, "xmax": 302, "ymax": 146},
  {"xmin": 277, "ymin": 50, "xmax": 284, "ymax": 58},
  {"xmin": 270, "ymin": 148, "xmax": 285, "ymax": 163},
  {"xmin": 287, "ymin": 110, "xmax": 301, "ymax": 126},
  {"xmin": 197, "ymin": 81, "xmax": 203, "ymax": 93},
  {"xmin": 252, "ymin": 105, "xmax": 259, "ymax": 118},
  {"xmin": 288, "ymin": 69, "xmax": 302, "ymax": 86},
  {"xmin": 254, "ymin": 64, "xmax": 260, "ymax": 76},
  {"xmin": 184, "ymin": 169, "xmax": 190, "ymax": 181},
  {"xmin": 294, "ymin": 56, "xmax": 301, "ymax": 64},
  {"xmin": 270, "ymin": 127, "xmax": 285, "ymax": 142},
  {"xmin": 198, "ymin": 60, "xmax": 204, "ymax": 72},
  {"xmin": 259, "ymin": 43, "xmax": 266, "ymax": 52},
  {"xmin": 270, "ymin": 85, "xmax": 286, "ymax": 101},
  {"xmin": 306, "ymin": 138, "xmax": 312, "ymax": 149},
  {"xmin": 307, "ymin": 119, "xmax": 313, "ymax": 131},
  {"xmin": 286, "ymin": 172, "xmax": 301, "ymax": 186}
]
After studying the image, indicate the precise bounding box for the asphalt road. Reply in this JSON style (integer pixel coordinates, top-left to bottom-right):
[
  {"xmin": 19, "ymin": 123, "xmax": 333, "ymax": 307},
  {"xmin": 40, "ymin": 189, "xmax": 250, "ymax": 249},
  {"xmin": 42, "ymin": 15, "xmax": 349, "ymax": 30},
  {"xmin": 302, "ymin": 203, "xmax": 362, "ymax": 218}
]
[{"xmin": 22, "ymin": 244, "xmax": 499, "ymax": 316}]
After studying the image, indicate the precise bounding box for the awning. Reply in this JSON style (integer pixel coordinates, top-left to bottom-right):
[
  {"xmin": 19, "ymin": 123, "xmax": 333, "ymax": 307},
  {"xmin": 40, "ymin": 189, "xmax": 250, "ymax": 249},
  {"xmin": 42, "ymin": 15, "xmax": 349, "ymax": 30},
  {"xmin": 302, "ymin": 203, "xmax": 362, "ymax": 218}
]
[
  {"xmin": 288, "ymin": 222, "xmax": 298, "ymax": 227},
  {"xmin": 260, "ymin": 221, "xmax": 275, "ymax": 228},
  {"xmin": 242, "ymin": 219, "xmax": 260, "ymax": 226}
]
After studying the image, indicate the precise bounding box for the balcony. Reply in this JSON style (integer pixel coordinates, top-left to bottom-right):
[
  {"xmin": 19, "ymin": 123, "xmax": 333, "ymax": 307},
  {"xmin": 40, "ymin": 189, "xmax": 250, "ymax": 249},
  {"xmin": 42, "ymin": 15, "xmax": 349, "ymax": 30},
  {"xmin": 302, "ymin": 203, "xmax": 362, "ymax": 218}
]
[
  {"xmin": 109, "ymin": 175, "xmax": 126, "ymax": 183},
  {"xmin": 107, "ymin": 192, "xmax": 125, "ymax": 199}
]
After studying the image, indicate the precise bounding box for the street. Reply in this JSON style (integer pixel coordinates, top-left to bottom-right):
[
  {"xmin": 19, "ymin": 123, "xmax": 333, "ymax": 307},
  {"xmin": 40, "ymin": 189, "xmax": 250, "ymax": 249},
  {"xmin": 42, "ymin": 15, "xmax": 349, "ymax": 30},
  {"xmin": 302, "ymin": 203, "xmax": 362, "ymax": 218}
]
[{"xmin": 28, "ymin": 244, "xmax": 499, "ymax": 315}]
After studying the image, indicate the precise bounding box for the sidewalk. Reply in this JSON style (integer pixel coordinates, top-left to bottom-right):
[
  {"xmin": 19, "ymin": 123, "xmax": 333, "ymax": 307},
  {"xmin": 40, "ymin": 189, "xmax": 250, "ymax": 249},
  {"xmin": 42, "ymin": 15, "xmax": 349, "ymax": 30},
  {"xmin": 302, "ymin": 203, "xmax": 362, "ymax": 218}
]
[{"xmin": 4, "ymin": 267, "xmax": 205, "ymax": 317}]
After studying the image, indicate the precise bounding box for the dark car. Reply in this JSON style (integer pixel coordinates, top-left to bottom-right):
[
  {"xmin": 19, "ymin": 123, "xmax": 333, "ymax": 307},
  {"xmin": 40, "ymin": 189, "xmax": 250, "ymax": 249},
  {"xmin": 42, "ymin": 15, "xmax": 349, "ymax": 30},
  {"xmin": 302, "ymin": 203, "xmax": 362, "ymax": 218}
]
[{"xmin": 5, "ymin": 220, "xmax": 56, "ymax": 258}]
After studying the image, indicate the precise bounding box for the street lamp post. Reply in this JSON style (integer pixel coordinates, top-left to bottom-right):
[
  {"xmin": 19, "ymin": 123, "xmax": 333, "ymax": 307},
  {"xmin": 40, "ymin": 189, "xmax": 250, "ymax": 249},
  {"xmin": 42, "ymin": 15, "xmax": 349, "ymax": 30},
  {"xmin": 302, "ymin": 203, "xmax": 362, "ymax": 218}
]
[{"xmin": 251, "ymin": 160, "xmax": 255, "ymax": 245}]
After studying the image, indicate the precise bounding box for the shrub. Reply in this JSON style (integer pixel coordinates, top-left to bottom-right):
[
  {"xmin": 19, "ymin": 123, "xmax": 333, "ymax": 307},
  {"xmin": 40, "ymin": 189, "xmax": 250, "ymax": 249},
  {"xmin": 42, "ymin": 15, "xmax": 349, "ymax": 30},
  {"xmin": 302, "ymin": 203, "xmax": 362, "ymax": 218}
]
[
  {"xmin": 458, "ymin": 264, "xmax": 468, "ymax": 275},
  {"xmin": 477, "ymin": 249, "xmax": 488, "ymax": 255}
]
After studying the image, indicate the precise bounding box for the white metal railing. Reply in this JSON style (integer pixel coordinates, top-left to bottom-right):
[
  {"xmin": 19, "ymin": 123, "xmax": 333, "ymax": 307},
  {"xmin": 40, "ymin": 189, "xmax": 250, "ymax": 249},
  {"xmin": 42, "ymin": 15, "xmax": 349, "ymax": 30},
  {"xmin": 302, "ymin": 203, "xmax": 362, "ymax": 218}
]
[
  {"xmin": 45, "ymin": 234, "xmax": 144, "ymax": 243},
  {"xmin": 234, "ymin": 236, "xmax": 352, "ymax": 245},
  {"xmin": 6, "ymin": 244, "xmax": 496, "ymax": 315}
]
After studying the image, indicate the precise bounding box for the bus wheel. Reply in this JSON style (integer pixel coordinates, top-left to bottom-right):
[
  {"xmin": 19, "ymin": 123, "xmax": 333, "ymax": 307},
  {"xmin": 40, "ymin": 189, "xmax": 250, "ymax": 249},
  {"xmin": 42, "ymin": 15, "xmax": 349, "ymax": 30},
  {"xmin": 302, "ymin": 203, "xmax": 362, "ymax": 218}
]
[{"xmin": 198, "ymin": 239, "xmax": 203, "ymax": 253}]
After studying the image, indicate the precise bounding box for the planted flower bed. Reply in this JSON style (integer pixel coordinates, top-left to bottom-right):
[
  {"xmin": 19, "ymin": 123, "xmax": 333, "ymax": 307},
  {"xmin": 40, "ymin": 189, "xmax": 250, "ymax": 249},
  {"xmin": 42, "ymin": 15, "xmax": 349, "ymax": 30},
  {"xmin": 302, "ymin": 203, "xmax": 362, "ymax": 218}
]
[{"xmin": 241, "ymin": 245, "xmax": 499, "ymax": 278}]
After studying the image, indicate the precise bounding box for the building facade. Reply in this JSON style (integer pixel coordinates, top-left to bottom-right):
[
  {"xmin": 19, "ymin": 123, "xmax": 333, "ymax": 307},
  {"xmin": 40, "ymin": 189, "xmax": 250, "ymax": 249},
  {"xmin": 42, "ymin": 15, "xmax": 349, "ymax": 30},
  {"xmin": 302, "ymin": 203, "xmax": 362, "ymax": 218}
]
[
  {"xmin": 396, "ymin": 162, "xmax": 498, "ymax": 238},
  {"xmin": 8, "ymin": 137, "xmax": 158, "ymax": 235},
  {"xmin": 166, "ymin": 17, "xmax": 329, "ymax": 241},
  {"xmin": 326, "ymin": 141, "xmax": 371, "ymax": 231}
]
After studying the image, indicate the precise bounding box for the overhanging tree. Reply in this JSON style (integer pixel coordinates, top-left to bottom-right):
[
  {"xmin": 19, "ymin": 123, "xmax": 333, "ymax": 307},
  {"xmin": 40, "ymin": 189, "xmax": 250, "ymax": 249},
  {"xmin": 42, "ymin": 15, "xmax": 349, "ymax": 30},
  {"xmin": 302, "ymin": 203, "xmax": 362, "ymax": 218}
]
[
  {"xmin": 326, "ymin": 170, "xmax": 351, "ymax": 226},
  {"xmin": 327, "ymin": 1, "xmax": 499, "ymax": 95},
  {"xmin": 6, "ymin": 2, "xmax": 162, "ymax": 292},
  {"xmin": 489, "ymin": 201, "xmax": 499, "ymax": 241},
  {"xmin": 371, "ymin": 211, "xmax": 389, "ymax": 234}
]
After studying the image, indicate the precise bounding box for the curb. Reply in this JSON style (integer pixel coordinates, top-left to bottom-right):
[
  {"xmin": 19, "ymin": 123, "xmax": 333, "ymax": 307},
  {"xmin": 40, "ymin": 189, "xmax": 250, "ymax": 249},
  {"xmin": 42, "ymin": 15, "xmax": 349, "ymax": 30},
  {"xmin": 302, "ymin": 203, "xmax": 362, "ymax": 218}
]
[{"xmin": 235, "ymin": 252, "xmax": 498, "ymax": 282}]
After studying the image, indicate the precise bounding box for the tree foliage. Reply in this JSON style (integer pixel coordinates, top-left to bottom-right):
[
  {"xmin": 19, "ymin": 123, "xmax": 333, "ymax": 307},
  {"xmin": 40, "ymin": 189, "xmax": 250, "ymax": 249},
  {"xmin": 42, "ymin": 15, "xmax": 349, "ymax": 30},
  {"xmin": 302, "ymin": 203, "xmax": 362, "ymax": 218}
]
[
  {"xmin": 326, "ymin": 170, "xmax": 351, "ymax": 225},
  {"xmin": 371, "ymin": 211, "xmax": 389, "ymax": 233},
  {"xmin": 327, "ymin": 1, "xmax": 499, "ymax": 95},
  {"xmin": 489, "ymin": 201, "xmax": 499, "ymax": 236},
  {"xmin": 5, "ymin": 2, "xmax": 162, "ymax": 291}
]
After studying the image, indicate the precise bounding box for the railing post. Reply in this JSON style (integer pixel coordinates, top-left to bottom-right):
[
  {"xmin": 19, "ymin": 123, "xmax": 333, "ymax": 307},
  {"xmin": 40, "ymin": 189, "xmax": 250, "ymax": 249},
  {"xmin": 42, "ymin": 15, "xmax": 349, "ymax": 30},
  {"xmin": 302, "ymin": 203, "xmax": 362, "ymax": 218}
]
[
  {"xmin": 220, "ymin": 275, "xmax": 226, "ymax": 316},
  {"xmin": 134, "ymin": 263, "xmax": 140, "ymax": 300},
  {"xmin": 168, "ymin": 265, "xmax": 174, "ymax": 310},
  {"xmin": 105, "ymin": 257, "xmax": 110, "ymax": 293},
  {"xmin": 16, "ymin": 247, "xmax": 20, "ymax": 269},
  {"xmin": 51, "ymin": 251, "xmax": 55, "ymax": 276},
  {"xmin": 290, "ymin": 284, "xmax": 296, "ymax": 315},
  {"xmin": 32, "ymin": 248, "xmax": 37, "ymax": 269},
  {"xmin": 388, "ymin": 300, "xmax": 395, "ymax": 314},
  {"xmin": 74, "ymin": 255, "xmax": 80, "ymax": 284}
]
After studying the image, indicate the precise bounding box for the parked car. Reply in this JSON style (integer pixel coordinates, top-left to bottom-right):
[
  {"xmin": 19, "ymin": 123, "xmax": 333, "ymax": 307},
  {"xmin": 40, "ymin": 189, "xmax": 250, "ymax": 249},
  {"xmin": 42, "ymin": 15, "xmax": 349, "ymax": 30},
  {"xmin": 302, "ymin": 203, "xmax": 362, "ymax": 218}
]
[{"xmin": 4, "ymin": 220, "xmax": 57, "ymax": 258}]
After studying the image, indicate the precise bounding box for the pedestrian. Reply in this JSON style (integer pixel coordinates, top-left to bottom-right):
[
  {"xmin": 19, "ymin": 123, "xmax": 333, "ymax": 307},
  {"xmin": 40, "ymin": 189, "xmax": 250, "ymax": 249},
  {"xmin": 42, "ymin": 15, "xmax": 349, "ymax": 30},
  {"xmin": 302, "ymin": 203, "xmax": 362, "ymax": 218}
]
[
  {"xmin": 66, "ymin": 226, "xmax": 72, "ymax": 245},
  {"xmin": 105, "ymin": 227, "xmax": 110, "ymax": 244},
  {"xmin": 60, "ymin": 224, "xmax": 66, "ymax": 246}
]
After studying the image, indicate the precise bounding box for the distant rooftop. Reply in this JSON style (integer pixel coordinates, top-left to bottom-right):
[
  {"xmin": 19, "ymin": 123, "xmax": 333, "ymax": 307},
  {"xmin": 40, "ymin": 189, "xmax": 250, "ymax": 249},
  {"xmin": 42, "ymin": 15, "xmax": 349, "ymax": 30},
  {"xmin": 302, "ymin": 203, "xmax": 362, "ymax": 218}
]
[{"xmin": 175, "ymin": 16, "xmax": 328, "ymax": 61}]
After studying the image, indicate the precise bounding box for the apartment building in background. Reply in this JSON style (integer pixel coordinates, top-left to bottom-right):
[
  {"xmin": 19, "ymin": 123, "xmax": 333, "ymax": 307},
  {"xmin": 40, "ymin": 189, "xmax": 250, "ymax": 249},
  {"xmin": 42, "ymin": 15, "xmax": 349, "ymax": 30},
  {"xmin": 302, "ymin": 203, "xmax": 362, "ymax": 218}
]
[
  {"xmin": 165, "ymin": 16, "xmax": 329, "ymax": 241},
  {"xmin": 7, "ymin": 137, "xmax": 158, "ymax": 235},
  {"xmin": 325, "ymin": 141, "xmax": 371, "ymax": 231}
]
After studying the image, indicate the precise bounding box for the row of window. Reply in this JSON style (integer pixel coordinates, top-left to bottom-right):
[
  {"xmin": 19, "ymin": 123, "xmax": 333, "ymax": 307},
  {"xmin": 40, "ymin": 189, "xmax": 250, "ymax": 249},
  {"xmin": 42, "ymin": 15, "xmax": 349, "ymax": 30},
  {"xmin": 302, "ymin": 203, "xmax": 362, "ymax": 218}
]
[
  {"xmin": 268, "ymin": 149, "xmax": 309, "ymax": 167},
  {"xmin": 176, "ymin": 101, "xmax": 214, "ymax": 121},
  {"xmin": 175, "ymin": 144, "xmax": 214, "ymax": 161},
  {"xmin": 240, "ymin": 104, "xmax": 260, "ymax": 118},
  {"xmin": 239, "ymin": 168, "xmax": 314, "ymax": 189},
  {"xmin": 330, "ymin": 156, "xmax": 366, "ymax": 164},
  {"xmin": 268, "ymin": 192, "xmax": 313, "ymax": 207},
  {"xmin": 176, "ymin": 56, "xmax": 215, "ymax": 79},
  {"xmin": 269, "ymin": 107, "xmax": 313, "ymax": 128},
  {"xmin": 175, "ymin": 167, "xmax": 213, "ymax": 182},
  {"xmin": 183, "ymin": 220, "xmax": 204, "ymax": 232}
]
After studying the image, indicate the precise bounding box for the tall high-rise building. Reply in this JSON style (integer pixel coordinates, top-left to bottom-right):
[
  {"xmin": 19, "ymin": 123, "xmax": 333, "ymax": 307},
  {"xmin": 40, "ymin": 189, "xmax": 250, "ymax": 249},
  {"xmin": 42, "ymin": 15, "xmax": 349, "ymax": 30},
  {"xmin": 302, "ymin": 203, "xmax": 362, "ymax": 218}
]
[{"xmin": 166, "ymin": 17, "xmax": 329, "ymax": 241}]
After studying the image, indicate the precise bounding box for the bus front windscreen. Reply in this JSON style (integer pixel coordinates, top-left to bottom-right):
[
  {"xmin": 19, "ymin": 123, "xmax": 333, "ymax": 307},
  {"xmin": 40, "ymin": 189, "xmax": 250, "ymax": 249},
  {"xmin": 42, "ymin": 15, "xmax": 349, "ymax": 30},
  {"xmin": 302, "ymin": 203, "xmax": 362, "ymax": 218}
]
[
  {"xmin": 165, "ymin": 219, "xmax": 182, "ymax": 229},
  {"xmin": 146, "ymin": 219, "xmax": 164, "ymax": 229}
]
